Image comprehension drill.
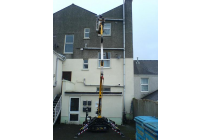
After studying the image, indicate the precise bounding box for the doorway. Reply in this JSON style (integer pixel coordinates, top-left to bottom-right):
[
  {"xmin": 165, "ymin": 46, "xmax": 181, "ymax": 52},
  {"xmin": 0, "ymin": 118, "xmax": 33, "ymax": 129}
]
[{"xmin": 69, "ymin": 97, "xmax": 80, "ymax": 124}]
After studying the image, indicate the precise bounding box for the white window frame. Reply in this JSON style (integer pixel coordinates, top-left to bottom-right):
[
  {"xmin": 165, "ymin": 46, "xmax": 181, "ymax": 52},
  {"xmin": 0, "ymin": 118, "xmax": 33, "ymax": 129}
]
[
  {"xmin": 98, "ymin": 23, "xmax": 111, "ymax": 36},
  {"xmin": 96, "ymin": 87, "xmax": 111, "ymax": 92},
  {"xmin": 64, "ymin": 35, "xmax": 74, "ymax": 54},
  {"xmin": 98, "ymin": 52, "xmax": 111, "ymax": 68},
  {"xmin": 141, "ymin": 78, "xmax": 149, "ymax": 92},
  {"xmin": 83, "ymin": 59, "xmax": 88, "ymax": 69},
  {"xmin": 84, "ymin": 28, "xmax": 90, "ymax": 39}
]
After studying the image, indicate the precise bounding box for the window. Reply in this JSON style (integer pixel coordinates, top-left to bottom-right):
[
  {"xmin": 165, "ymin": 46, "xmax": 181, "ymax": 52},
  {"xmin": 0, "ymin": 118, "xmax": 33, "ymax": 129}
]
[
  {"xmin": 141, "ymin": 78, "xmax": 149, "ymax": 92},
  {"xmin": 98, "ymin": 52, "xmax": 110, "ymax": 68},
  {"xmin": 64, "ymin": 35, "xmax": 74, "ymax": 53},
  {"xmin": 83, "ymin": 59, "xmax": 88, "ymax": 69},
  {"xmin": 96, "ymin": 87, "xmax": 111, "ymax": 92},
  {"xmin": 84, "ymin": 28, "xmax": 90, "ymax": 39},
  {"xmin": 103, "ymin": 23, "xmax": 111, "ymax": 36}
]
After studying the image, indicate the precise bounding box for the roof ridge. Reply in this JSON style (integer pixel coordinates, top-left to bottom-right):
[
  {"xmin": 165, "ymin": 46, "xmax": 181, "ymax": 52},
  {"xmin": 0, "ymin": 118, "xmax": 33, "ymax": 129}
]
[
  {"xmin": 101, "ymin": 4, "xmax": 123, "ymax": 15},
  {"xmin": 53, "ymin": 3, "xmax": 97, "ymax": 15}
]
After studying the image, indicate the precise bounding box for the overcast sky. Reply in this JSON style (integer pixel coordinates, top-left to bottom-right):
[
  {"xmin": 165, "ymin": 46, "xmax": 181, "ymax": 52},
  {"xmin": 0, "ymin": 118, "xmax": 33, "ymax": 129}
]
[{"xmin": 53, "ymin": 0, "xmax": 158, "ymax": 60}]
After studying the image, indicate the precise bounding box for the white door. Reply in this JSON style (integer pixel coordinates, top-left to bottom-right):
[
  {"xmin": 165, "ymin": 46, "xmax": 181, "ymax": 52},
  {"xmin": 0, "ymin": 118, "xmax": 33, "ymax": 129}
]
[{"xmin": 69, "ymin": 97, "xmax": 80, "ymax": 124}]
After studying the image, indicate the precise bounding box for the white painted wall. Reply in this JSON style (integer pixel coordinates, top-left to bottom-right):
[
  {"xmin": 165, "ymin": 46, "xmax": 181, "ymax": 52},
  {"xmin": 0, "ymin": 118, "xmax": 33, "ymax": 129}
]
[
  {"xmin": 61, "ymin": 58, "xmax": 134, "ymax": 121},
  {"xmin": 61, "ymin": 80, "xmax": 123, "ymax": 124},
  {"xmin": 124, "ymin": 58, "xmax": 134, "ymax": 118},
  {"xmin": 62, "ymin": 59, "xmax": 124, "ymax": 92},
  {"xmin": 53, "ymin": 53, "xmax": 63, "ymax": 99}
]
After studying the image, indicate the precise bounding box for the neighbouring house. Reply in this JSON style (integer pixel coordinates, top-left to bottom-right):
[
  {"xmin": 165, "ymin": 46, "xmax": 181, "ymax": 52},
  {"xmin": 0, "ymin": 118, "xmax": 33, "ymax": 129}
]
[
  {"xmin": 134, "ymin": 60, "xmax": 158, "ymax": 99},
  {"xmin": 53, "ymin": 50, "xmax": 66, "ymax": 99},
  {"xmin": 141, "ymin": 90, "xmax": 158, "ymax": 101},
  {"xmin": 53, "ymin": 51, "xmax": 66, "ymax": 125},
  {"xmin": 53, "ymin": 0, "xmax": 134, "ymax": 125}
]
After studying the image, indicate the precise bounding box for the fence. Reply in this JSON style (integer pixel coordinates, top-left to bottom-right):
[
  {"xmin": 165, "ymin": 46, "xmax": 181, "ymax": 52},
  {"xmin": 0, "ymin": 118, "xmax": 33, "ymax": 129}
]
[{"xmin": 133, "ymin": 98, "xmax": 158, "ymax": 118}]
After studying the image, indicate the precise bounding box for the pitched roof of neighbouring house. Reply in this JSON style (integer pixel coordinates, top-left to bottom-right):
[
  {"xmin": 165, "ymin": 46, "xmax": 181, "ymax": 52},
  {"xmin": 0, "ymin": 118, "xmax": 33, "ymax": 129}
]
[
  {"xmin": 141, "ymin": 90, "xmax": 158, "ymax": 101},
  {"xmin": 53, "ymin": 3, "xmax": 97, "ymax": 15},
  {"xmin": 53, "ymin": 50, "xmax": 66, "ymax": 61},
  {"xmin": 134, "ymin": 60, "xmax": 158, "ymax": 75}
]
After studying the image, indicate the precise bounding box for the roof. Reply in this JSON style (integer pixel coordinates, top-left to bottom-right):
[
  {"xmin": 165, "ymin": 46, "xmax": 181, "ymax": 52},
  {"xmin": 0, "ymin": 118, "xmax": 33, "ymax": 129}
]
[
  {"xmin": 101, "ymin": 4, "xmax": 123, "ymax": 15},
  {"xmin": 141, "ymin": 90, "xmax": 158, "ymax": 101},
  {"xmin": 134, "ymin": 60, "xmax": 158, "ymax": 75},
  {"xmin": 53, "ymin": 50, "xmax": 66, "ymax": 61},
  {"xmin": 53, "ymin": 4, "xmax": 97, "ymax": 15}
]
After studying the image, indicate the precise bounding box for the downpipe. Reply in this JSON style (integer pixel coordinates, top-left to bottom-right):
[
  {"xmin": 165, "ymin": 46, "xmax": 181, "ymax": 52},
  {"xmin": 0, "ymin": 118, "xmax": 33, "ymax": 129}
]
[{"xmin": 122, "ymin": 0, "xmax": 127, "ymax": 124}]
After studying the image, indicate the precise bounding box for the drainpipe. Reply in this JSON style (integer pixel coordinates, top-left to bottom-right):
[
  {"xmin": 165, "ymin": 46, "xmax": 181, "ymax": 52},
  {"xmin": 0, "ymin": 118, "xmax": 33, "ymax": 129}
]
[{"xmin": 123, "ymin": 0, "xmax": 126, "ymax": 123}]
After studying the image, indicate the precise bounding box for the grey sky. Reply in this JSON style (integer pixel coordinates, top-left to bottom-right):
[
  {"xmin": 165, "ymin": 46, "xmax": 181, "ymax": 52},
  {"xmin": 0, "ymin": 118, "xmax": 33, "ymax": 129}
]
[{"xmin": 53, "ymin": 0, "xmax": 158, "ymax": 60}]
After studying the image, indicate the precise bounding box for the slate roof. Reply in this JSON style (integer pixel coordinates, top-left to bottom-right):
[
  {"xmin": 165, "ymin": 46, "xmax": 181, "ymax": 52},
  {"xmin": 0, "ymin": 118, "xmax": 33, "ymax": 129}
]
[
  {"xmin": 134, "ymin": 60, "xmax": 158, "ymax": 75},
  {"xmin": 53, "ymin": 4, "xmax": 97, "ymax": 15},
  {"xmin": 141, "ymin": 90, "xmax": 158, "ymax": 101}
]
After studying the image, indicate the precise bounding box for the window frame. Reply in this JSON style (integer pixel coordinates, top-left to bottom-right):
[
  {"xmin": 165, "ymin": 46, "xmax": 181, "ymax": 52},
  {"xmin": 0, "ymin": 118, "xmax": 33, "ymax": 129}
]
[
  {"xmin": 141, "ymin": 78, "xmax": 149, "ymax": 92},
  {"xmin": 84, "ymin": 28, "xmax": 90, "ymax": 39},
  {"xmin": 98, "ymin": 52, "xmax": 111, "ymax": 68},
  {"xmin": 98, "ymin": 23, "xmax": 111, "ymax": 36},
  {"xmin": 64, "ymin": 35, "xmax": 74, "ymax": 54},
  {"xmin": 83, "ymin": 59, "xmax": 88, "ymax": 69}
]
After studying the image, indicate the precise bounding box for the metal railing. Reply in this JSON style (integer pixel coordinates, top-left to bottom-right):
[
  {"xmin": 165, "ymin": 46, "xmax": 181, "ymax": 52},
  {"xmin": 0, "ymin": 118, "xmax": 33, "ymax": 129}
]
[{"xmin": 53, "ymin": 95, "xmax": 62, "ymax": 125}]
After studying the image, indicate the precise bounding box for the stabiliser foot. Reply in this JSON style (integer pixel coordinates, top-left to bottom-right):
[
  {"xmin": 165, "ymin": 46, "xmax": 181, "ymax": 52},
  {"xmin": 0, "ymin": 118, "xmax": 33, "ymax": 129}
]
[{"xmin": 74, "ymin": 117, "xmax": 124, "ymax": 138}]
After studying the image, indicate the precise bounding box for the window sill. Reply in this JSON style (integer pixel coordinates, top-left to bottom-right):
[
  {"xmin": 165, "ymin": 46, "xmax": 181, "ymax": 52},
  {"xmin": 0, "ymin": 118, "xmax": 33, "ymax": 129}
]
[
  {"xmin": 97, "ymin": 67, "xmax": 111, "ymax": 69},
  {"xmin": 83, "ymin": 38, "xmax": 90, "ymax": 40},
  {"xmin": 82, "ymin": 69, "xmax": 89, "ymax": 71},
  {"xmin": 64, "ymin": 52, "xmax": 73, "ymax": 54},
  {"xmin": 141, "ymin": 91, "xmax": 149, "ymax": 92},
  {"xmin": 98, "ymin": 35, "xmax": 111, "ymax": 37}
]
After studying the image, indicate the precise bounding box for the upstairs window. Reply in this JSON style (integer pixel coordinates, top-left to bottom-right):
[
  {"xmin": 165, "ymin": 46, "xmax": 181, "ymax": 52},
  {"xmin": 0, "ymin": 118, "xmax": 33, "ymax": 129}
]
[
  {"xmin": 98, "ymin": 52, "xmax": 111, "ymax": 68},
  {"xmin": 84, "ymin": 28, "xmax": 90, "ymax": 39},
  {"xmin": 83, "ymin": 59, "xmax": 88, "ymax": 69},
  {"xmin": 141, "ymin": 78, "xmax": 149, "ymax": 92},
  {"xmin": 103, "ymin": 23, "xmax": 111, "ymax": 36},
  {"xmin": 64, "ymin": 35, "xmax": 74, "ymax": 53}
]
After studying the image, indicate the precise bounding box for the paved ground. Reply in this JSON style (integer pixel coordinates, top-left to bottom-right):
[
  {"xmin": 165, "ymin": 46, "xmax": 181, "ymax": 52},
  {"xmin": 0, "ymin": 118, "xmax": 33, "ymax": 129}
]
[{"xmin": 53, "ymin": 121, "xmax": 136, "ymax": 140}]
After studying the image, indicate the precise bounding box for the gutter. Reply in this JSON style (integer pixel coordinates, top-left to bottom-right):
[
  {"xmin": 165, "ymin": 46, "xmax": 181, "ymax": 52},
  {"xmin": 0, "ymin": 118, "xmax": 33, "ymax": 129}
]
[
  {"xmin": 81, "ymin": 47, "xmax": 124, "ymax": 50},
  {"xmin": 104, "ymin": 18, "xmax": 123, "ymax": 21}
]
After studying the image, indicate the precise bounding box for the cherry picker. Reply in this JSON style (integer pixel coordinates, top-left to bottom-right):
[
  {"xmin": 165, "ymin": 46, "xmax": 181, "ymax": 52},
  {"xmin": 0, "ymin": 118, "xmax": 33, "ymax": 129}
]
[{"xmin": 74, "ymin": 15, "xmax": 125, "ymax": 138}]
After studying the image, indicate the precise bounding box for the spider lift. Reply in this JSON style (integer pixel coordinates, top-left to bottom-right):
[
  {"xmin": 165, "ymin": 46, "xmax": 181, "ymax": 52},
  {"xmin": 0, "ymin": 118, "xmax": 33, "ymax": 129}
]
[{"xmin": 74, "ymin": 15, "xmax": 125, "ymax": 138}]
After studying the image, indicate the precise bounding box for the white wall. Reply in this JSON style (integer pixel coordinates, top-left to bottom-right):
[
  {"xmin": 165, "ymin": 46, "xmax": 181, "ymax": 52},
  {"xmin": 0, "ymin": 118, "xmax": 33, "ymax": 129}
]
[
  {"xmin": 61, "ymin": 58, "xmax": 134, "ymax": 120},
  {"xmin": 62, "ymin": 59, "xmax": 124, "ymax": 92},
  {"xmin": 124, "ymin": 58, "xmax": 135, "ymax": 116},
  {"xmin": 53, "ymin": 53, "xmax": 63, "ymax": 99}
]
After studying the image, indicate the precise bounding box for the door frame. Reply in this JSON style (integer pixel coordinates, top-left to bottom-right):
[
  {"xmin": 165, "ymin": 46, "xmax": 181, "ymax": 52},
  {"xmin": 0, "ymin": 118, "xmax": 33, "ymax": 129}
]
[{"xmin": 69, "ymin": 97, "xmax": 80, "ymax": 124}]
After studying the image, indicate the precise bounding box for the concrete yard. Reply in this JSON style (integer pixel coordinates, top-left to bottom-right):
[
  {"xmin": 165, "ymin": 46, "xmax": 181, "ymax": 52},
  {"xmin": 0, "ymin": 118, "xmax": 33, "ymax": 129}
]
[{"xmin": 53, "ymin": 121, "xmax": 136, "ymax": 140}]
